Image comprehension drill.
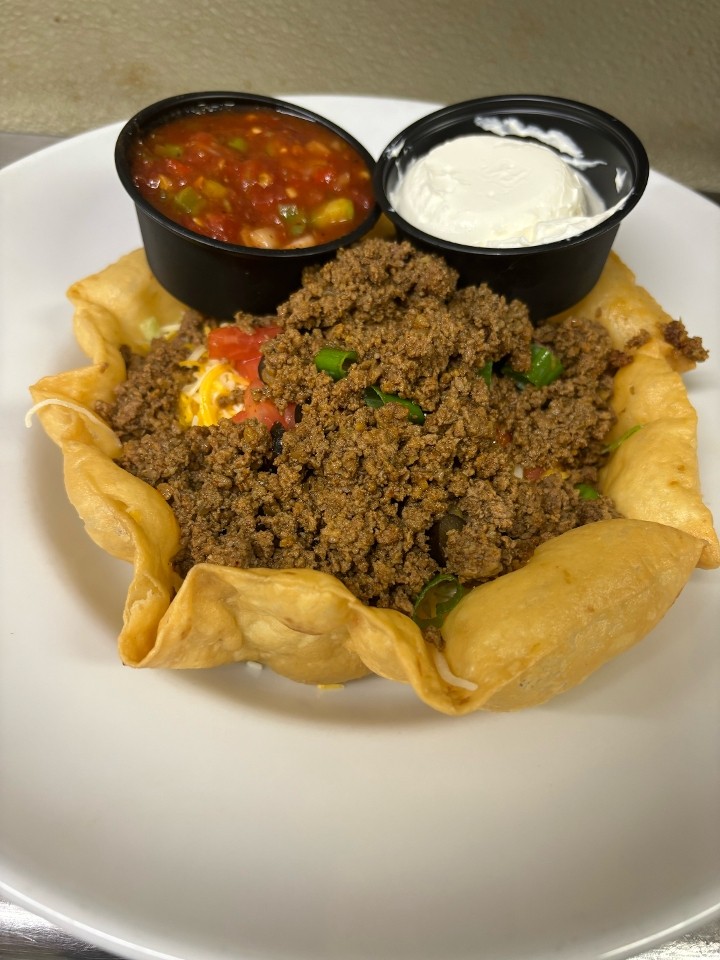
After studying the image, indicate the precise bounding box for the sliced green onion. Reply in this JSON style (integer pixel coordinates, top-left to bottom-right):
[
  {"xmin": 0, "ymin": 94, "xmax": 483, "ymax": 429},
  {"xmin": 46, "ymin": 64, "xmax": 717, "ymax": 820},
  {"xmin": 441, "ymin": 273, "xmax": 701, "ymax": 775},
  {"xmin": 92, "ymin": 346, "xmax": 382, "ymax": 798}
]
[
  {"xmin": 478, "ymin": 360, "xmax": 493, "ymax": 386},
  {"xmin": 314, "ymin": 347, "xmax": 358, "ymax": 380},
  {"xmin": 604, "ymin": 423, "xmax": 643, "ymax": 453},
  {"xmin": 503, "ymin": 342, "xmax": 564, "ymax": 388},
  {"xmin": 575, "ymin": 483, "xmax": 600, "ymax": 500},
  {"xmin": 363, "ymin": 386, "xmax": 425, "ymax": 424},
  {"xmin": 413, "ymin": 573, "xmax": 467, "ymax": 630}
]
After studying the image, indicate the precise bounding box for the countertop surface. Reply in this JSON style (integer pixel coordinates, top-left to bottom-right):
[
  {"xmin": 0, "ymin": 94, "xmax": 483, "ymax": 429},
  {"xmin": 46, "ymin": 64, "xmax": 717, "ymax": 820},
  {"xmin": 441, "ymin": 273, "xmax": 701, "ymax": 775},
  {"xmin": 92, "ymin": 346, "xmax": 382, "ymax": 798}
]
[{"xmin": 1, "ymin": 129, "xmax": 718, "ymax": 960}]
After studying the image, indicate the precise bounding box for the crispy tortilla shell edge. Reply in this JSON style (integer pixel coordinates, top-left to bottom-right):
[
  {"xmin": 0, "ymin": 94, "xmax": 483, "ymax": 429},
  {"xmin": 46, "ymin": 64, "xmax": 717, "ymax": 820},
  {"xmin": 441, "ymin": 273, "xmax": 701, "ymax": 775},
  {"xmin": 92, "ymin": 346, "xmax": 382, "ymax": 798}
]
[{"xmin": 598, "ymin": 354, "xmax": 719, "ymax": 567}]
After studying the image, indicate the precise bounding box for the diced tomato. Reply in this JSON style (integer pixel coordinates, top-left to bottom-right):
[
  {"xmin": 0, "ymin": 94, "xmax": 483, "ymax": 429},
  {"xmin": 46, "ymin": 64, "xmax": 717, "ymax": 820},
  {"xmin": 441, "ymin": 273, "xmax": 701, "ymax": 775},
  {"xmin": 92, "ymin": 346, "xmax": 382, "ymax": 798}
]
[
  {"xmin": 280, "ymin": 403, "xmax": 297, "ymax": 429},
  {"xmin": 208, "ymin": 324, "xmax": 295, "ymax": 431},
  {"xmin": 207, "ymin": 324, "xmax": 281, "ymax": 367},
  {"xmin": 232, "ymin": 356, "xmax": 263, "ymax": 387},
  {"xmin": 233, "ymin": 387, "xmax": 293, "ymax": 431}
]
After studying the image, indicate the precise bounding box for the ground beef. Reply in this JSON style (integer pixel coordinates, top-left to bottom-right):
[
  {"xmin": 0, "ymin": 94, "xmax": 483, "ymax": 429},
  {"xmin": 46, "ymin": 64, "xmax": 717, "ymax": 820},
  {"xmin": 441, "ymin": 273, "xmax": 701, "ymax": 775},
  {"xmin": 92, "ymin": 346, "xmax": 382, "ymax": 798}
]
[
  {"xmin": 663, "ymin": 319, "xmax": 710, "ymax": 363},
  {"xmin": 624, "ymin": 330, "xmax": 651, "ymax": 351},
  {"xmin": 97, "ymin": 314, "xmax": 205, "ymax": 436},
  {"xmin": 99, "ymin": 238, "xmax": 623, "ymax": 624}
]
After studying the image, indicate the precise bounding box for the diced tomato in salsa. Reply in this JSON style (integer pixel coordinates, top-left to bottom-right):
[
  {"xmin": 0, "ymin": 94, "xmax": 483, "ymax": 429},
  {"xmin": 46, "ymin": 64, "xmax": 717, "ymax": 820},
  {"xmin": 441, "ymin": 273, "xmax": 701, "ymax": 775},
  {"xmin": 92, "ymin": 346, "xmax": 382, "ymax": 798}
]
[{"xmin": 129, "ymin": 109, "xmax": 374, "ymax": 249}]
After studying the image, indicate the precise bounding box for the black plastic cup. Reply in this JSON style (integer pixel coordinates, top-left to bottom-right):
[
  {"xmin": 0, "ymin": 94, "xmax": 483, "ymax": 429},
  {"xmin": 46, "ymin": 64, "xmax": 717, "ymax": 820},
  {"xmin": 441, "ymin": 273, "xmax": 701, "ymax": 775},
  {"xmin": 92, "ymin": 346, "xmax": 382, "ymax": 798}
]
[
  {"xmin": 373, "ymin": 95, "xmax": 649, "ymax": 320},
  {"xmin": 115, "ymin": 92, "xmax": 379, "ymax": 318}
]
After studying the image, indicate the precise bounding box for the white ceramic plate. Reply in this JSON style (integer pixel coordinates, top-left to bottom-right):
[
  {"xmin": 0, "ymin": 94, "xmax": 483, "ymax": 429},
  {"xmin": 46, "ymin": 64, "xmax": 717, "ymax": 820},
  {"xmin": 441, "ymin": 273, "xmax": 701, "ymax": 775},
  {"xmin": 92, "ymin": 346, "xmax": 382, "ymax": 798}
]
[{"xmin": 1, "ymin": 96, "xmax": 719, "ymax": 960}]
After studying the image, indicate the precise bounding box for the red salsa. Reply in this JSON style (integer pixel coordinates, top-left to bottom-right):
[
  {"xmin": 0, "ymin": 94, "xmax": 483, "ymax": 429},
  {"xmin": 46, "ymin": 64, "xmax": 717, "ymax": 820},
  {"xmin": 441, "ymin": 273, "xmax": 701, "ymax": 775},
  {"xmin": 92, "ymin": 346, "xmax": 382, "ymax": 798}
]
[{"xmin": 129, "ymin": 108, "xmax": 374, "ymax": 249}]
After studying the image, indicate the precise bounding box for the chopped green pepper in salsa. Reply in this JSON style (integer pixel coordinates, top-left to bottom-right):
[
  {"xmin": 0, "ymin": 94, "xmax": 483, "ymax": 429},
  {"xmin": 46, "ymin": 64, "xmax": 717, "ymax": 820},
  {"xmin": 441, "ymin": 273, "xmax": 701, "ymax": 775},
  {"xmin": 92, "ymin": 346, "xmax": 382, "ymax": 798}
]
[{"xmin": 129, "ymin": 108, "xmax": 375, "ymax": 250}]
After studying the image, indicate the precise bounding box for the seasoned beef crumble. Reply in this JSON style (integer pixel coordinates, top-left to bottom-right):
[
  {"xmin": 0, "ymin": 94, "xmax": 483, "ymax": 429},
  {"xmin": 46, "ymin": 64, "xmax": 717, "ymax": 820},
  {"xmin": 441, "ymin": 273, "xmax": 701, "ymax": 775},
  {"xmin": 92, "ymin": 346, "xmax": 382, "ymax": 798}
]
[
  {"xmin": 663, "ymin": 319, "xmax": 710, "ymax": 363},
  {"xmin": 98, "ymin": 238, "xmax": 623, "ymax": 619}
]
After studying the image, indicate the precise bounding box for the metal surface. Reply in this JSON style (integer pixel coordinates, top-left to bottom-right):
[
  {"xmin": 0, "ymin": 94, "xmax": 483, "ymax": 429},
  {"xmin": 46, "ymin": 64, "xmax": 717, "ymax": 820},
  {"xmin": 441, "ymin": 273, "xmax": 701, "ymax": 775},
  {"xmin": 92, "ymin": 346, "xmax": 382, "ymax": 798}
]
[
  {"xmin": 0, "ymin": 899, "xmax": 116, "ymax": 958},
  {"xmin": 0, "ymin": 894, "xmax": 719, "ymax": 960},
  {"xmin": 1, "ymin": 130, "xmax": 718, "ymax": 960}
]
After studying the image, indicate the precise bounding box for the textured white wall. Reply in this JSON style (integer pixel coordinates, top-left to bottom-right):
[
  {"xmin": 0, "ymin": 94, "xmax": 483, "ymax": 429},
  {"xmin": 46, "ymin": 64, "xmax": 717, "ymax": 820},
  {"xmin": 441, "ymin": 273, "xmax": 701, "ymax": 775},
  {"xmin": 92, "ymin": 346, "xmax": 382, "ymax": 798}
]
[{"xmin": 2, "ymin": 0, "xmax": 718, "ymax": 190}]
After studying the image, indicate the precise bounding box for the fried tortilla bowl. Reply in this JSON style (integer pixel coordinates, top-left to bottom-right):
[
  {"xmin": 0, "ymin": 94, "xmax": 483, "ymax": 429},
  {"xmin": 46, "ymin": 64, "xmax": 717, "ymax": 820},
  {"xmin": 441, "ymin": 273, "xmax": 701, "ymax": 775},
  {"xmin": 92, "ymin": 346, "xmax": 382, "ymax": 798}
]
[{"xmin": 28, "ymin": 250, "xmax": 718, "ymax": 715}]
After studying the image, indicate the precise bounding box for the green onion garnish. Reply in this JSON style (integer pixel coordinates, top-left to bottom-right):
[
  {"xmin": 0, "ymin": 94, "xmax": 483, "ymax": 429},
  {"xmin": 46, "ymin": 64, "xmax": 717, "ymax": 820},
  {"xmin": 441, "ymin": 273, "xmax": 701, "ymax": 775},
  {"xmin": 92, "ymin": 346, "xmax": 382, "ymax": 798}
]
[
  {"xmin": 413, "ymin": 573, "xmax": 467, "ymax": 629},
  {"xmin": 604, "ymin": 424, "xmax": 643, "ymax": 453},
  {"xmin": 314, "ymin": 347, "xmax": 358, "ymax": 381},
  {"xmin": 575, "ymin": 483, "xmax": 600, "ymax": 500},
  {"xmin": 503, "ymin": 342, "xmax": 564, "ymax": 388},
  {"xmin": 478, "ymin": 360, "xmax": 493, "ymax": 386},
  {"xmin": 364, "ymin": 386, "xmax": 425, "ymax": 424}
]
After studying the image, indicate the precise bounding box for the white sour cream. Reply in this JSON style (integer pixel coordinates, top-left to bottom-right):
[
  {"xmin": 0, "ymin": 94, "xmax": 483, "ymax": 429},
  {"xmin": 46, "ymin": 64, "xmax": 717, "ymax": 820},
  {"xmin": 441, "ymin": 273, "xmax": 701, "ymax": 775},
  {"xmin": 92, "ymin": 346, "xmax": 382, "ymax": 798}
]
[{"xmin": 389, "ymin": 134, "xmax": 625, "ymax": 248}]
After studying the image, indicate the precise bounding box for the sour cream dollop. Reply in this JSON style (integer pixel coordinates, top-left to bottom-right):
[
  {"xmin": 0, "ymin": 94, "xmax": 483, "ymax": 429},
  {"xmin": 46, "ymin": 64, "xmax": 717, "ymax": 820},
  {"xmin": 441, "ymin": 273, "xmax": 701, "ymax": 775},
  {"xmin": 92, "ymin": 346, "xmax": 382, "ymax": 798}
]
[{"xmin": 389, "ymin": 135, "xmax": 623, "ymax": 248}]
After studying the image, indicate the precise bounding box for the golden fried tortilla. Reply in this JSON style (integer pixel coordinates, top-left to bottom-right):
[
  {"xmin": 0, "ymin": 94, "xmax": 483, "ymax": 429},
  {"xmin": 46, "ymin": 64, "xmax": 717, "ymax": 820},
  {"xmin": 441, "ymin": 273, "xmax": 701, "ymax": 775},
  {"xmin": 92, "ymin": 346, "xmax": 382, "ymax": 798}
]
[
  {"xmin": 28, "ymin": 249, "xmax": 718, "ymax": 713},
  {"xmin": 558, "ymin": 252, "xmax": 719, "ymax": 568},
  {"xmin": 599, "ymin": 353, "xmax": 719, "ymax": 567}
]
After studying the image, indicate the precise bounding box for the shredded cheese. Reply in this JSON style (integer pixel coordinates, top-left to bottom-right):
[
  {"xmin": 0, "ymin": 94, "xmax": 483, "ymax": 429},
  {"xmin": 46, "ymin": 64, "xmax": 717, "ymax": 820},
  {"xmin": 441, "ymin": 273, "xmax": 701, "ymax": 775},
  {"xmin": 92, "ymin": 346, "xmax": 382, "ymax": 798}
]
[
  {"xmin": 431, "ymin": 646, "xmax": 478, "ymax": 692},
  {"xmin": 24, "ymin": 398, "xmax": 119, "ymax": 444},
  {"xmin": 177, "ymin": 351, "xmax": 249, "ymax": 428}
]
